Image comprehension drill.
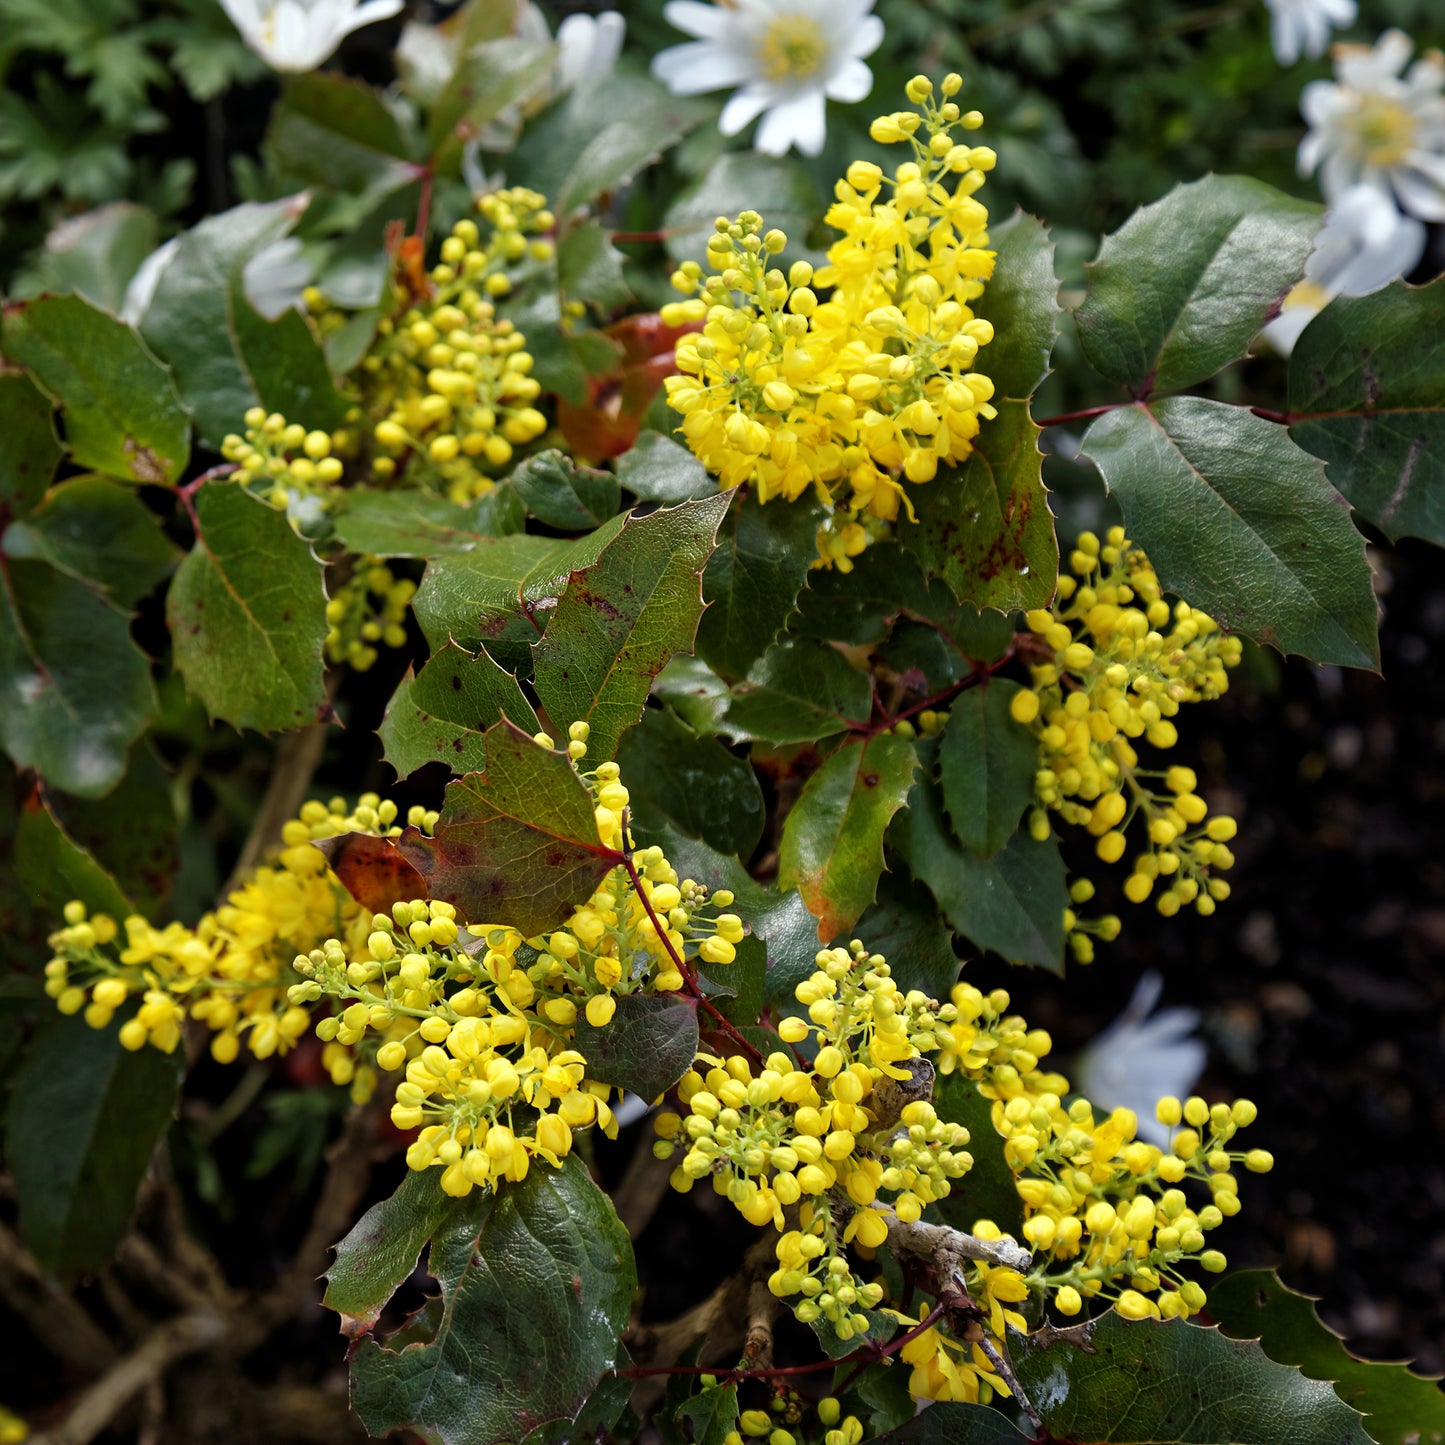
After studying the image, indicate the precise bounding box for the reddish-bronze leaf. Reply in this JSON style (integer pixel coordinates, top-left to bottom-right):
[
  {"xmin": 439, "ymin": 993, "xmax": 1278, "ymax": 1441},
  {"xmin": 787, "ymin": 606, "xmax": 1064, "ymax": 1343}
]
[{"xmin": 315, "ymin": 833, "xmax": 428, "ymax": 914}]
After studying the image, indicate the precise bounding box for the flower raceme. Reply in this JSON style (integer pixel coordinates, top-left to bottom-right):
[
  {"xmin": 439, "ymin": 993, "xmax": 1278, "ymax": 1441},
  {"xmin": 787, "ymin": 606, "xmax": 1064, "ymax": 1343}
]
[
  {"xmin": 44, "ymin": 737, "xmax": 743, "ymax": 1196},
  {"xmin": 1010, "ymin": 529, "xmax": 1243, "ymax": 956},
  {"xmin": 661, "ymin": 75, "xmax": 998, "ymax": 569}
]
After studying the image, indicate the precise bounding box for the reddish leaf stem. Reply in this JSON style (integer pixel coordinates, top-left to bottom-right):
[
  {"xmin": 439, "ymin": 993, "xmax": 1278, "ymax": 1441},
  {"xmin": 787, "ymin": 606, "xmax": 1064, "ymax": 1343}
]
[{"xmin": 1032, "ymin": 403, "xmax": 1122, "ymax": 428}]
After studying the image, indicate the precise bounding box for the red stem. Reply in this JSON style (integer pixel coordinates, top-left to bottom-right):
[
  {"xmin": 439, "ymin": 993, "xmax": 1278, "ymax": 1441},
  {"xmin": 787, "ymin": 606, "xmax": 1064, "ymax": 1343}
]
[
  {"xmin": 414, "ymin": 165, "xmax": 434, "ymax": 241},
  {"xmin": 1032, "ymin": 403, "xmax": 1123, "ymax": 428},
  {"xmin": 1250, "ymin": 405, "xmax": 1293, "ymax": 425}
]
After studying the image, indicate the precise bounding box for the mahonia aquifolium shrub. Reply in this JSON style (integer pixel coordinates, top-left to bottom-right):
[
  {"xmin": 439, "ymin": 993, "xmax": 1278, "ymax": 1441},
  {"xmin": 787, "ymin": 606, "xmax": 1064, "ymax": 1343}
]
[
  {"xmin": 1012, "ymin": 528, "xmax": 1243, "ymax": 959},
  {"xmin": 661, "ymin": 73, "xmax": 998, "ymax": 569}
]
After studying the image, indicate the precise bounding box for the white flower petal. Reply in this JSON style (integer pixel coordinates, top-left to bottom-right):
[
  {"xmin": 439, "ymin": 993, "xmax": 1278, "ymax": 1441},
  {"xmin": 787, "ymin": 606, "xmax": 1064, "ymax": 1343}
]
[
  {"xmin": 718, "ymin": 83, "xmax": 778, "ymax": 137},
  {"xmin": 825, "ymin": 57, "xmax": 873, "ymax": 103},
  {"xmin": 652, "ymin": 39, "xmax": 755, "ymax": 95},
  {"xmin": 843, "ymin": 11, "xmax": 884, "ymax": 59},
  {"xmin": 661, "ymin": 0, "xmax": 737, "ymax": 40},
  {"xmin": 755, "ymin": 87, "xmax": 827, "ymax": 156}
]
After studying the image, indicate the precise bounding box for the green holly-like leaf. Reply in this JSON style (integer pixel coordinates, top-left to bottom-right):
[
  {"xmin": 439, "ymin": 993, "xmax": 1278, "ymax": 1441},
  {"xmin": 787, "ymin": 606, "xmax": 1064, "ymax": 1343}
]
[
  {"xmin": 138, "ymin": 197, "xmax": 348, "ymax": 449},
  {"xmin": 572, "ymin": 994, "xmax": 700, "ymax": 1101},
  {"xmin": 428, "ymin": 37, "xmax": 555, "ymax": 174},
  {"xmin": 0, "ymin": 557, "xmax": 156, "ymax": 796},
  {"xmin": 938, "ymin": 681, "xmax": 1038, "ymax": 858},
  {"xmin": 870, "ymin": 1403, "xmax": 1032, "ymax": 1443},
  {"xmin": 779, "ymin": 733, "xmax": 917, "ymax": 942},
  {"xmin": 349, "ymin": 1154, "xmax": 635, "ymax": 1445},
  {"xmin": 413, "ymin": 514, "xmax": 629, "ymax": 671},
  {"xmin": 381, "ymin": 642, "xmax": 540, "ymax": 780},
  {"xmin": 674, "ymin": 1383, "xmax": 740, "ymax": 1445},
  {"xmin": 0, "ymin": 373, "xmax": 62, "ymax": 515},
  {"xmin": 557, "ymin": 219, "xmax": 632, "ymax": 316},
  {"xmin": 932, "ymin": 1071, "xmax": 1024, "ymax": 1236},
  {"xmin": 29, "ymin": 201, "xmax": 157, "ymax": 315},
  {"xmin": 615, "ymin": 706, "xmax": 765, "ymax": 860},
  {"xmin": 1208, "ymin": 1269, "xmax": 1445, "ymax": 1445},
  {"xmin": 697, "ymin": 490, "xmax": 827, "ymax": 680},
  {"xmin": 617, "ymin": 432, "xmax": 717, "ymax": 505},
  {"xmin": 663, "ymin": 150, "xmax": 823, "ymax": 268},
  {"xmin": 1082, "ymin": 399, "xmax": 1379, "ymax": 670},
  {"xmin": 265, "ymin": 71, "xmax": 415, "ymax": 198},
  {"xmin": 392, "ymin": 721, "xmax": 622, "ymax": 938},
  {"xmin": 1011, "ymin": 1311, "xmax": 1373, "ymax": 1444},
  {"xmin": 325, "ymin": 1167, "xmax": 466, "ymax": 1329},
  {"xmin": 1288, "ymin": 278, "xmax": 1445, "ymax": 547},
  {"xmin": 167, "ymin": 481, "xmax": 328, "ymax": 733},
  {"xmin": 1075, "ymin": 174, "xmax": 1319, "ymax": 394},
  {"xmin": 510, "ymin": 449, "xmax": 622, "ymax": 532},
  {"xmin": 331, "ymin": 486, "xmax": 525, "ymax": 558},
  {"xmin": 6, "ymin": 1012, "xmax": 181, "ymax": 1280},
  {"xmin": 893, "ymin": 753, "xmax": 1065, "ymax": 972},
  {"xmin": 2, "ymin": 293, "xmax": 189, "ymax": 485},
  {"xmin": 725, "ymin": 638, "xmax": 872, "ymax": 743},
  {"xmin": 533, "ymin": 493, "xmax": 731, "ymax": 760},
  {"xmin": 0, "ymin": 769, "xmax": 130, "ymax": 968},
  {"xmin": 852, "ymin": 870, "xmax": 960, "ymax": 1000},
  {"xmin": 899, "ymin": 400, "xmax": 1057, "ymax": 613},
  {"xmin": 3, "ymin": 475, "xmax": 179, "ymax": 608},
  {"xmin": 974, "ymin": 211, "xmax": 1061, "ymax": 400}
]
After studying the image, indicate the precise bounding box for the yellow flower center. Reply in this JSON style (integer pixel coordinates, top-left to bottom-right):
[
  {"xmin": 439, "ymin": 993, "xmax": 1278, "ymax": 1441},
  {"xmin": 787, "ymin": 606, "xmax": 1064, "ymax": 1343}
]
[
  {"xmin": 1355, "ymin": 95, "xmax": 1416, "ymax": 166},
  {"xmin": 758, "ymin": 16, "xmax": 827, "ymax": 81}
]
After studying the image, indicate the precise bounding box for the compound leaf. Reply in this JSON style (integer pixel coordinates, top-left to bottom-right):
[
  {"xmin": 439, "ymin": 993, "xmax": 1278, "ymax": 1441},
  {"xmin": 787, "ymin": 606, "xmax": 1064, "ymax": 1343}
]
[
  {"xmin": 938, "ymin": 681, "xmax": 1038, "ymax": 858},
  {"xmin": 0, "ymin": 372, "xmax": 62, "ymax": 515},
  {"xmin": 725, "ymin": 638, "xmax": 871, "ymax": 743},
  {"xmin": 510, "ymin": 449, "xmax": 621, "ymax": 532},
  {"xmin": 1082, "ymin": 398, "xmax": 1378, "ymax": 669},
  {"xmin": 572, "ymin": 994, "xmax": 700, "ymax": 1102},
  {"xmin": 975, "ymin": 210, "xmax": 1061, "ymax": 400}
]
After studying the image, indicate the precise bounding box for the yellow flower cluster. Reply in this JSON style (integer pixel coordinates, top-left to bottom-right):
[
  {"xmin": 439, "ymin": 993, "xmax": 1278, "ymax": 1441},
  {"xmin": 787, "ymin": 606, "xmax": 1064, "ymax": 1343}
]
[
  {"xmin": 1010, "ymin": 528, "xmax": 1243, "ymax": 954},
  {"xmin": 935, "ymin": 979, "xmax": 1270, "ymax": 1323},
  {"xmin": 661, "ymin": 74, "xmax": 998, "ymax": 569},
  {"xmin": 44, "ymin": 794, "xmax": 431, "ymax": 1096},
  {"xmin": 725, "ymin": 1398, "xmax": 863, "ymax": 1445},
  {"xmin": 324, "ymin": 557, "xmax": 416, "ymax": 672},
  {"xmin": 657, "ymin": 942, "xmax": 973, "ymax": 1342},
  {"xmin": 359, "ymin": 189, "xmax": 554, "ymax": 502},
  {"xmin": 221, "ymin": 409, "xmax": 344, "ymax": 512}
]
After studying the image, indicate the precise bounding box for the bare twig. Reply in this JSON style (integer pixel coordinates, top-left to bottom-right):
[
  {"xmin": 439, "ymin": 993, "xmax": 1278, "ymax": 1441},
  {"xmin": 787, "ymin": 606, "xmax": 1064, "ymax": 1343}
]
[
  {"xmin": 742, "ymin": 1279, "xmax": 777, "ymax": 1371},
  {"xmin": 884, "ymin": 1211, "xmax": 1033, "ymax": 1276},
  {"xmin": 0, "ymin": 1222, "xmax": 117, "ymax": 1375},
  {"xmin": 28, "ymin": 1308, "xmax": 225, "ymax": 1445},
  {"xmin": 611, "ymin": 1130, "xmax": 675, "ymax": 1239},
  {"xmin": 223, "ymin": 718, "xmax": 332, "ymax": 894}
]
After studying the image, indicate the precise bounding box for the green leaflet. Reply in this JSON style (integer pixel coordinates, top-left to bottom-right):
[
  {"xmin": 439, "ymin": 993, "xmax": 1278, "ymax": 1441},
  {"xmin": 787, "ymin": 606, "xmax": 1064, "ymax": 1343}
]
[
  {"xmin": 167, "ymin": 480, "xmax": 328, "ymax": 733},
  {"xmin": 937, "ymin": 681, "xmax": 1038, "ymax": 858},
  {"xmin": 1082, "ymin": 399, "xmax": 1379, "ymax": 669},
  {"xmin": 571, "ymin": 994, "xmax": 700, "ymax": 1101}
]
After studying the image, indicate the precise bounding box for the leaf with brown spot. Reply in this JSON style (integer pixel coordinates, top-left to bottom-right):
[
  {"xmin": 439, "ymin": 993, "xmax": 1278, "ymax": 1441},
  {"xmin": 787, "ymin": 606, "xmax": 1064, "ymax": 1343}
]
[{"xmin": 314, "ymin": 833, "xmax": 428, "ymax": 914}]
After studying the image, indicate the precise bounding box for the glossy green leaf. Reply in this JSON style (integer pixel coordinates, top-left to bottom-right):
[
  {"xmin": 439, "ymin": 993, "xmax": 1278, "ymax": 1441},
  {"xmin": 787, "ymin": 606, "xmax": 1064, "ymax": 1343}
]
[
  {"xmin": 2, "ymin": 293, "xmax": 188, "ymax": 485},
  {"xmin": 32, "ymin": 201, "xmax": 158, "ymax": 314},
  {"xmin": 350, "ymin": 1155, "xmax": 635, "ymax": 1445},
  {"xmin": 675, "ymin": 1383, "xmax": 740, "ymax": 1445},
  {"xmin": 572, "ymin": 993, "xmax": 700, "ymax": 1102},
  {"xmin": 894, "ymin": 758, "xmax": 1065, "ymax": 971},
  {"xmin": 523, "ymin": 1366, "xmax": 635, "ymax": 1445},
  {"xmin": 138, "ymin": 197, "xmax": 348, "ymax": 448},
  {"xmin": 394, "ymin": 721, "xmax": 622, "ymax": 938},
  {"xmin": 380, "ymin": 642, "xmax": 540, "ymax": 779},
  {"xmin": 725, "ymin": 638, "xmax": 871, "ymax": 743},
  {"xmin": 0, "ymin": 373, "xmax": 61, "ymax": 515},
  {"xmin": 615, "ymin": 707, "xmax": 764, "ymax": 859},
  {"xmin": 1075, "ymin": 174, "xmax": 1319, "ymax": 394},
  {"xmin": 3, "ymin": 475, "xmax": 178, "ymax": 607},
  {"xmin": 511, "ymin": 448, "xmax": 622, "ymax": 531},
  {"xmin": 899, "ymin": 399, "xmax": 1057, "ymax": 613},
  {"xmin": 167, "ymin": 481, "xmax": 328, "ymax": 732},
  {"xmin": 1208, "ymin": 1269, "xmax": 1445, "ymax": 1445},
  {"xmin": 533, "ymin": 494, "xmax": 730, "ymax": 760},
  {"xmin": 1011, "ymin": 1311, "xmax": 1373, "ymax": 1444},
  {"xmin": 1082, "ymin": 399, "xmax": 1379, "ymax": 669},
  {"xmin": 6, "ymin": 1012, "xmax": 181, "ymax": 1279},
  {"xmin": 663, "ymin": 151, "xmax": 822, "ymax": 268},
  {"xmin": 650, "ymin": 654, "xmax": 733, "ymax": 736},
  {"xmin": 331, "ymin": 486, "xmax": 525, "ymax": 557},
  {"xmin": 932, "ymin": 1072, "xmax": 1024, "ymax": 1236},
  {"xmin": 779, "ymin": 733, "xmax": 917, "ymax": 942},
  {"xmin": 46, "ymin": 745, "xmax": 178, "ymax": 916},
  {"xmin": 413, "ymin": 514, "xmax": 628, "ymax": 669},
  {"xmin": 852, "ymin": 870, "xmax": 960, "ymax": 1000},
  {"xmin": 974, "ymin": 210, "xmax": 1061, "ymax": 400},
  {"xmin": 617, "ymin": 432, "xmax": 717, "ymax": 505},
  {"xmin": 869, "ymin": 1403, "xmax": 1032, "ymax": 1444},
  {"xmin": 1288, "ymin": 278, "xmax": 1445, "ymax": 546},
  {"xmin": 0, "ymin": 558, "xmax": 156, "ymax": 796},
  {"xmin": 938, "ymin": 681, "xmax": 1037, "ymax": 858},
  {"xmin": 0, "ymin": 771, "xmax": 130, "ymax": 968},
  {"xmin": 325, "ymin": 1167, "xmax": 466, "ymax": 1328},
  {"xmin": 267, "ymin": 71, "xmax": 414, "ymax": 201},
  {"xmin": 697, "ymin": 490, "xmax": 826, "ymax": 680},
  {"xmin": 557, "ymin": 219, "xmax": 632, "ymax": 316},
  {"xmin": 428, "ymin": 38, "xmax": 555, "ymax": 172}
]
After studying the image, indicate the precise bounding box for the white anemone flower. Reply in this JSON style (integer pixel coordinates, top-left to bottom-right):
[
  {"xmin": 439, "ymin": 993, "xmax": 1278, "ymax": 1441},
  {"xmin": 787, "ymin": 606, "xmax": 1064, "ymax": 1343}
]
[
  {"xmin": 218, "ymin": 0, "xmax": 405, "ymax": 74},
  {"xmin": 1263, "ymin": 0, "xmax": 1356, "ymax": 67},
  {"xmin": 1073, "ymin": 973, "xmax": 1206, "ymax": 1148},
  {"xmin": 1298, "ymin": 29, "xmax": 1445, "ymax": 220},
  {"xmin": 1262, "ymin": 183, "xmax": 1425, "ymax": 354},
  {"xmin": 555, "ymin": 11, "xmax": 627, "ymax": 95},
  {"xmin": 651, "ymin": 0, "xmax": 883, "ymax": 157}
]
